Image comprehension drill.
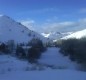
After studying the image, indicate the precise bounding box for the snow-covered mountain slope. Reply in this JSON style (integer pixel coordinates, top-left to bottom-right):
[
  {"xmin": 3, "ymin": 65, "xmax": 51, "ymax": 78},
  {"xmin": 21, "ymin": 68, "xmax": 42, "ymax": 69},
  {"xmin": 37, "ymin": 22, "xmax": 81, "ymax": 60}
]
[
  {"xmin": 41, "ymin": 32, "xmax": 73, "ymax": 40},
  {"xmin": 62, "ymin": 29, "xmax": 86, "ymax": 39},
  {"xmin": 0, "ymin": 15, "xmax": 47, "ymax": 43}
]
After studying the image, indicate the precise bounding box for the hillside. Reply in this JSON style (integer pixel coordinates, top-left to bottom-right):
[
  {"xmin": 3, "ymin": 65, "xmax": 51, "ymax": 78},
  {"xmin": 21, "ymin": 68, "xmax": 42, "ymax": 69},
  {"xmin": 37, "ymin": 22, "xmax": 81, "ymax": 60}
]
[
  {"xmin": 0, "ymin": 15, "xmax": 47, "ymax": 43},
  {"xmin": 62, "ymin": 29, "xmax": 86, "ymax": 39}
]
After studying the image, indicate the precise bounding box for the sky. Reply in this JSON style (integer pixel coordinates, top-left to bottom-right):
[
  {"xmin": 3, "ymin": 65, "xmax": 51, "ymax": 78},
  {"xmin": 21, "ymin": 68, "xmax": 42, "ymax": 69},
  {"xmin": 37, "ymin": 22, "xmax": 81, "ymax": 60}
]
[{"xmin": 0, "ymin": 0, "xmax": 86, "ymax": 33}]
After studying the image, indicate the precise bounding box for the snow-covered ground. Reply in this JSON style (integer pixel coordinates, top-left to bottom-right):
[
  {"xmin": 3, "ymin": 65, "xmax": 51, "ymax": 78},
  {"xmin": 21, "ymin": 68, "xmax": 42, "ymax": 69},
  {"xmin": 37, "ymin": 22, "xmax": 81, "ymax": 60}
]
[
  {"xmin": 0, "ymin": 69, "xmax": 86, "ymax": 80},
  {"xmin": 39, "ymin": 48, "xmax": 79, "ymax": 69},
  {"xmin": 0, "ymin": 47, "xmax": 86, "ymax": 80}
]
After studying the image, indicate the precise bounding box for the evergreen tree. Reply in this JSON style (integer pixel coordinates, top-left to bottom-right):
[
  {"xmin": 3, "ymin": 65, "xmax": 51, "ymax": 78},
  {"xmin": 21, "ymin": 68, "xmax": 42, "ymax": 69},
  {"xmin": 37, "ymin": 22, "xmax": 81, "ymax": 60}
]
[
  {"xmin": 0, "ymin": 43, "xmax": 9, "ymax": 53},
  {"xmin": 16, "ymin": 45, "xmax": 26, "ymax": 59}
]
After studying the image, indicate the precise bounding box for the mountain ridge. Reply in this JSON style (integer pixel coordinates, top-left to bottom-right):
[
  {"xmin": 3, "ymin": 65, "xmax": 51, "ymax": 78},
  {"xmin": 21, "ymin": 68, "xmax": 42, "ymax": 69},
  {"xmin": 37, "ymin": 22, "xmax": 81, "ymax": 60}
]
[
  {"xmin": 62, "ymin": 29, "xmax": 86, "ymax": 39},
  {"xmin": 0, "ymin": 15, "xmax": 48, "ymax": 43}
]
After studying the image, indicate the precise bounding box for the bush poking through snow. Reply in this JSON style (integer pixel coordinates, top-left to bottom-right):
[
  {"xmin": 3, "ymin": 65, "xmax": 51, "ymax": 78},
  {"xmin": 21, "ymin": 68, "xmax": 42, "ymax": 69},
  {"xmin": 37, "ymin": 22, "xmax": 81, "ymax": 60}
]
[
  {"xmin": 27, "ymin": 46, "xmax": 41, "ymax": 63},
  {"xmin": 0, "ymin": 43, "xmax": 10, "ymax": 54},
  {"xmin": 27, "ymin": 39, "xmax": 47, "ymax": 63},
  {"xmin": 60, "ymin": 37, "xmax": 86, "ymax": 68},
  {"xmin": 16, "ymin": 45, "xmax": 26, "ymax": 59}
]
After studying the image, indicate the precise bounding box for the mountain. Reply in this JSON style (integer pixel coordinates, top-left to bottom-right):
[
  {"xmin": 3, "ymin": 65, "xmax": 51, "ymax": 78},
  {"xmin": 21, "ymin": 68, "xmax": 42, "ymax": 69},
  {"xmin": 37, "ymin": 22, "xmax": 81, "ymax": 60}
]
[
  {"xmin": 41, "ymin": 32, "xmax": 73, "ymax": 40},
  {"xmin": 62, "ymin": 29, "xmax": 86, "ymax": 39},
  {"xmin": 0, "ymin": 15, "xmax": 48, "ymax": 43}
]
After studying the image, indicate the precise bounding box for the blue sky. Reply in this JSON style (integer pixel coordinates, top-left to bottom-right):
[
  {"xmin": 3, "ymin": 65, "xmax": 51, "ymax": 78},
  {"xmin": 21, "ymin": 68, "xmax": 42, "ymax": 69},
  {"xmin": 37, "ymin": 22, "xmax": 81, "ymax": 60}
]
[{"xmin": 0, "ymin": 0, "xmax": 86, "ymax": 32}]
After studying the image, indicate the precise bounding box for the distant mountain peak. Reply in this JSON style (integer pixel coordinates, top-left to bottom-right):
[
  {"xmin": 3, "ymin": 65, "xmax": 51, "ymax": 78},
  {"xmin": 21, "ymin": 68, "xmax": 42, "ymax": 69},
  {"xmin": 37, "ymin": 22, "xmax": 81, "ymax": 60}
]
[
  {"xmin": 41, "ymin": 31, "xmax": 73, "ymax": 40},
  {"xmin": 0, "ymin": 14, "xmax": 9, "ymax": 18},
  {"xmin": 0, "ymin": 15, "xmax": 13, "ymax": 22}
]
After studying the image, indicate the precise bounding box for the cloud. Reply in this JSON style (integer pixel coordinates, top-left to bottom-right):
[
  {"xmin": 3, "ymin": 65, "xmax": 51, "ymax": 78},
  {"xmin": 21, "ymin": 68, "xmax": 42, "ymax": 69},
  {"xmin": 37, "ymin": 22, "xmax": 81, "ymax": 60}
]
[
  {"xmin": 46, "ymin": 16, "xmax": 58, "ymax": 22},
  {"xmin": 19, "ymin": 18, "xmax": 86, "ymax": 34},
  {"xmin": 41, "ymin": 18, "xmax": 86, "ymax": 33},
  {"xmin": 79, "ymin": 8, "xmax": 86, "ymax": 13},
  {"xmin": 20, "ymin": 19, "xmax": 35, "ymax": 31}
]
